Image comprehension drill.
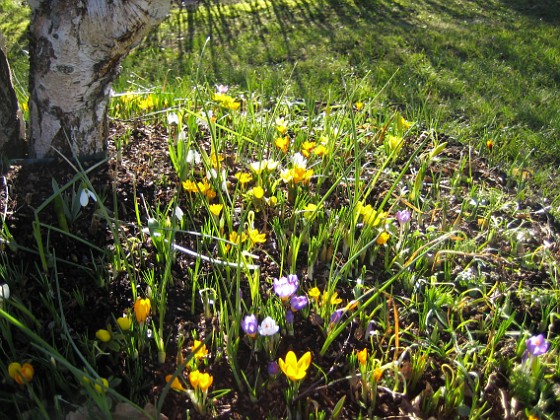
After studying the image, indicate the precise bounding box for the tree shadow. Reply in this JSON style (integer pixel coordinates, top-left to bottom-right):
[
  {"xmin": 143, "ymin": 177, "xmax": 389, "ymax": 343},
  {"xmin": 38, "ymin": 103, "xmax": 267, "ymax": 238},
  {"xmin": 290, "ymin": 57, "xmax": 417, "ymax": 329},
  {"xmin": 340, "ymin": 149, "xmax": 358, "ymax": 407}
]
[{"xmin": 497, "ymin": 0, "xmax": 560, "ymax": 24}]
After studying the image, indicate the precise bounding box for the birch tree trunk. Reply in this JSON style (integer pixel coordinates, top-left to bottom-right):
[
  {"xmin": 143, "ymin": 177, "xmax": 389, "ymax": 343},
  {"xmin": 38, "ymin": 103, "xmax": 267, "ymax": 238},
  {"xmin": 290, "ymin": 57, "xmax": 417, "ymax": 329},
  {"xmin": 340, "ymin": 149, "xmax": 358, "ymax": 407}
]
[
  {"xmin": 0, "ymin": 31, "xmax": 26, "ymax": 158},
  {"xmin": 27, "ymin": 0, "xmax": 171, "ymax": 159}
]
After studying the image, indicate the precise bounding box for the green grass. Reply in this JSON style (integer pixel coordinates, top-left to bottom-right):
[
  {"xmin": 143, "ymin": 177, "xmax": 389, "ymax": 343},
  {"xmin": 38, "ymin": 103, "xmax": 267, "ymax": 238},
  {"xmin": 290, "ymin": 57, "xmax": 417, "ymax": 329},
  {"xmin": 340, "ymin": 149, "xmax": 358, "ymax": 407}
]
[
  {"xmin": 117, "ymin": 0, "xmax": 560, "ymax": 210},
  {"xmin": 2, "ymin": 0, "xmax": 560, "ymax": 418}
]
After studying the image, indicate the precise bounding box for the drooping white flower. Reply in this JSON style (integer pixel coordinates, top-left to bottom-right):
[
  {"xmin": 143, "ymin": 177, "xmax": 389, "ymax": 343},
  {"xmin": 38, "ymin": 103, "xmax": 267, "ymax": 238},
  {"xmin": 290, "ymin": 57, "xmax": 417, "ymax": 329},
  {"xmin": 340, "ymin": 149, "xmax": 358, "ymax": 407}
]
[
  {"xmin": 174, "ymin": 207, "xmax": 184, "ymax": 221},
  {"xmin": 0, "ymin": 283, "xmax": 10, "ymax": 301},
  {"xmin": 186, "ymin": 149, "xmax": 201, "ymax": 165},
  {"xmin": 79, "ymin": 188, "xmax": 97, "ymax": 207},
  {"xmin": 167, "ymin": 112, "xmax": 180, "ymax": 126}
]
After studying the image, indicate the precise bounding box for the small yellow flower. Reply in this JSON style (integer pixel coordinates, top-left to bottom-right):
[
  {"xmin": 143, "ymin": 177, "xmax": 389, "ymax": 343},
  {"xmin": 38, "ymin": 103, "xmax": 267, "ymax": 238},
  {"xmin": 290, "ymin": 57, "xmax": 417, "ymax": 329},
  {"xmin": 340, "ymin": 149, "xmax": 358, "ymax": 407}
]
[
  {"xmin": 95, "ymin": 329, "xmax": 112, "ymax": 343},
  {"xmin": 308, "ymin": 287, "xmax": 321, "ymax": 301},
  {"xmin": 322, "ymin": 290, "xmax": 342, "ymax": 305},
  {"xmin": 138, "ymin": 95, "xmax": 154, "ymax": 111},
  {"xmin": 266, "ymin": 196, "xmax": 278, "ymax": 207},
  {"xmin": 210, "ymin": 152, "xmax": 225, "ymax": 169},
  {"xmin": 213, "ymin": 93, "xmax": 240, "ymax": 111},
  {"xmin": 301, "ymin": 141, "xmax": 316, "ymax": 158},
  {"xmin": 165, "ymin": 374, "xmax": 187, "ymax": 392},
  {"xmin": 235, "ymin": 172, "xmax": 253, "ymax": 185},
  {"xmin": 117, "ymin": 316, "xmax": 132, "ymax": 331},
  {"xmin": 275, "ymin": 118, "xmax": 288, "ymax": 134},
  {"xmin": 191, "ymin": 339, "xmax": 209, "ymax": 360},
  {"xmin": 396, "ymin": 114, "xmax": 412, "ymax": 132},
  {"xmin": 281, "ymin": 166, "xmax": 313, "ymax": 185},
  {"xmin": 247, "ymin": 228, "xmax": 266, "ymax": 244},
  {"xmin": 373, "ymin": 368, "xmax": 383, "ymax": 382},
  {"xmin": 275, "ymin": 136, "xmax": 290, "ymax": 153},
  {"xmin": 134, "ymin": 297, "xmax": 151, "ymax": 324},
  {"xmin": 189, "ymin": 370, "xmax": 213, "ymax": 392},
  {"xmin": 313, "ymin": 144, "xmax": 328, "ymax": 157},
  {"xmin": 303, "ymin": 203, "xmax": 318, "ymax": 220},
  {"xmin": 8, "ymin": 362, "xmax": 34, "ymax": 385},
  {"xmin": 250, "ymin": 186, "xmax": 265, "ymax": 199},
  {"xmin": 355, "ymin": 102, "xmax": 364, "ymax": 111},
  {"xmin": 278, "ymin": 351, "xmax": 312, "ymax": 382},
  {"xmin": 197, "ymin": 179, "xmax": 216, "ymax": 199},
  {"xmin": 209, "ymin": 204, "xmax": 223, "ymax": 216},
  {"xmin": 387, "ymin": 134, "xmax": 404, "ymax": 155},
  {"xmin": 83, "ymin": 376, "xmax": 110, "ymax": 394},
  {"xmin": 376, "ymin": 231, "xmax": 391, "ymax": 245},
  {"xmin": 182, "ymin": 179, "xmax": 199, "ymax": 193},
  {"xmin": 486, "ymin": 139, "xmax": 493, "ymax": 151},
  {"xmin": 357, "ymin": 348, "xmax": 368, "ymax": 366}
]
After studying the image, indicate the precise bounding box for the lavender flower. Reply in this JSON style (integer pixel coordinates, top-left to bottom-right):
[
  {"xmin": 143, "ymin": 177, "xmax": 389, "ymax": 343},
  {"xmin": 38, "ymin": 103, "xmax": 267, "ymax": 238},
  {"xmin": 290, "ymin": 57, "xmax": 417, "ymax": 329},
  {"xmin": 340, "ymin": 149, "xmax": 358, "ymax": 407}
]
[
  {"xmin": 330, "ymin": 308, "xmax": 344, "ymax": 325},
  {"xmin": 241, "ymin": 314, "xmax": 258, "ymax": 337},
  {"xmin": 268, "ymin": 361, "xmax": 280, "ymax": 376},
  {"xmin": 290, "ymin": 295, "xmax": 308, "ymax": 312},
  {"xmin": 526, "ymin": 334, "xmax": 549, "ymax": 357},
  {"xmin": 274, "ymin": 274, "xmax": 299, "ymax": 301},
  {"xmin": 258, "ymin": 316, "xmax": 279, "ymax": 336},
  {"xmin": 396, "ymin": 209, "xmax": 411, "ymax": 226},
  {"xmin": 286, "ymin": 310, "xmax": 294, "ymax": 325}
]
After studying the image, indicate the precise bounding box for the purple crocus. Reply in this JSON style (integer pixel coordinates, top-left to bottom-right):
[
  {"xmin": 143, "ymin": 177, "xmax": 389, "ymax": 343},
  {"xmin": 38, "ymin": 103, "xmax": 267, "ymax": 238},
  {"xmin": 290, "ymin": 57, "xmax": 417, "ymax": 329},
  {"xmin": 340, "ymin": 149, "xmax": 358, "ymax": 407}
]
[
  {"xmin": 241, "ymin": 314, "xmax": 258, "ymax": 337},
  {"xmin": 290, "ymin": 295, "xmax": 308, "ymax": 312},
  {"xmin": 274, "ymin": 274, "xmax": 299, "ymax": 301},
  {"xmin": 396, "ymin": 209, "xmax": 411, "ymax": 226},
  {"xmin": 286, "ymin": 310, "xmax": 294, "ymax": 325},
  {"xmin": 330, "ymin": 308, "xmax": 344, "ymax": 325},
  {"xmin": 268, "ymin": 361, "xmax": 280, "ymax": 376},
  {"xmin": 526, "ymin": 334, "xmax": 549, "ymax": 357}
]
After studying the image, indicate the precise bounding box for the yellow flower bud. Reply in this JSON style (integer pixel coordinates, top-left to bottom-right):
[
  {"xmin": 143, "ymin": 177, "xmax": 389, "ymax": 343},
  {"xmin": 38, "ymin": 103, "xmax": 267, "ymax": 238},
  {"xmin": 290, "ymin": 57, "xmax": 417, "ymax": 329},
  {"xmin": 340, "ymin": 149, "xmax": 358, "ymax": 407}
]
[
  {"xmin": 95, "ymin": 329, "xmax": 112, "ymax": 343},
  {"xmin": 8, "ymin": 362, "xmax": 34, "ymax": 385},
  {"xmin": 117, "ymin": 316, "xmax": 132, "ymax": 331},
  {"xmin": 134, "ymin": 297, "xmax": 151, "ymax": 324}
]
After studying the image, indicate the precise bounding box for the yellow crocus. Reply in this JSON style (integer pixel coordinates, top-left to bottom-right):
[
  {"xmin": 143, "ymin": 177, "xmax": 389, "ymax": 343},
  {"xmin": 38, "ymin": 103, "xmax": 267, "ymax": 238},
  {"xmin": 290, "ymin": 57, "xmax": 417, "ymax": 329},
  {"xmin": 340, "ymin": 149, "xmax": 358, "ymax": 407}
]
[
  {"xmin": 357, "ymin": 348, "xmax": 368, "ymax": 366},
  {"xmin": 134, "ymin": 297, "xmax": 151, "ymax": 324},
  {"xmin": 117, "ymin": 316, "xmax": 132, "ymax": 331},
  {"xmin": 275, "ymin": 136, "xmax": 290, "ymax": 153},
  {"xmin": 235, "ymin": 172, "xmax": 253, "ymax": 185},
  {"xmin": 250, "ymin": 186, "xmax": 265, "ymax": 199},
  {"xmin": 247, "ymin": 228, "xmax": 266, "ymax": 244},
  {"xmin": 278, "ymin": 351, "xmax": 312, "ymax": 382},
  {"xmin": 165, "ymin": 375, "xmax": 187, "ymax": 392},
  {"xmin": 376, "ymin": 231, "xmax": 391, "ymax": 245},
  {"xmin": 8, "ymin": 362, "xmax": 34, "ymax": 385},
  {"xmin": 209, "ymin": 204, "xmax": 223, "ymax": 216},
  {"xmin": 189, "ymin": 370, "xmax": 213, "ymax": 392},
  {"xmin": 308, "ymin": 287, "xmax": 321, "ymax": 301},
  {"xmin": 192, "ymin": 340, "xmax": 209, "ymax": 360},
  {"xmin": 95, "ymin": 329, "xmax": 112, "ymax": 343}
]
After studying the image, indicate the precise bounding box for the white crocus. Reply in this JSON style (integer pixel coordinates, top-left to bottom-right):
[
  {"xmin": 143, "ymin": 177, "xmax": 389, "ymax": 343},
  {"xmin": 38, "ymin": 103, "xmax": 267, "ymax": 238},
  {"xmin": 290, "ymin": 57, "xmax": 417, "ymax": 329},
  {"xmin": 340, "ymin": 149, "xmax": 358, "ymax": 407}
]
[{"xmin": 258, "ymin": 316, "xmax": 279, "ymax": 336}]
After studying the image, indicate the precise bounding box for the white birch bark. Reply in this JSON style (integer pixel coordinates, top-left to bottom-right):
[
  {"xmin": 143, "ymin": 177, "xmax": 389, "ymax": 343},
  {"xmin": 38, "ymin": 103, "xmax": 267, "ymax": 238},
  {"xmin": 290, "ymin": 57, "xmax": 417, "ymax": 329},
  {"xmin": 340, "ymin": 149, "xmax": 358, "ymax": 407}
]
[{"xmin": 27, "ymin": 0, "xmax": 171, "ymax": 159}]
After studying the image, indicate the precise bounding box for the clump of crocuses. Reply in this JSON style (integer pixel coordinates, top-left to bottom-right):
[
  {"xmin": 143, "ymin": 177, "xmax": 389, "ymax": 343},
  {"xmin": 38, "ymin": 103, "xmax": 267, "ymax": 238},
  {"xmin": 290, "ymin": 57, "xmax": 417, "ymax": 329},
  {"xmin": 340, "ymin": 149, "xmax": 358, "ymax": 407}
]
[{"xmin": 274, "ymin": 274, "xmax": 299, "ymax": 301}]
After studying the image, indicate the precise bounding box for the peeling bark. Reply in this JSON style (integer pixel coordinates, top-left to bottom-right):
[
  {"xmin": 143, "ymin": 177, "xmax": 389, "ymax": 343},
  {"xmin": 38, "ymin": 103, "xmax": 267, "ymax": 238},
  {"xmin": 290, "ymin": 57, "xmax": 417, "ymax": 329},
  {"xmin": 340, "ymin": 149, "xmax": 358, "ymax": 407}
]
[
  {"xmin": 28, "ymin": 0, "xmax": 171, "ymax": 159},
  {"xmin": 0, "ymin": 32, "xmax": 26, "ymax": 158}
]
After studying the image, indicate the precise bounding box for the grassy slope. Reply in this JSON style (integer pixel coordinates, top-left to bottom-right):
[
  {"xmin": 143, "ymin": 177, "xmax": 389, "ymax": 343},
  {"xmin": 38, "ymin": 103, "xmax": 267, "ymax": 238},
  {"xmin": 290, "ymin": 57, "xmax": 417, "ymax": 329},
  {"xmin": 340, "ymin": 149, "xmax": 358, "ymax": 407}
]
[
  {"xmin": 124, "ymin": 0, "xmax": 560, "ymax": 207},
  {"xmin": 2, "ymin": 0, "xmax": 559, "ymax": 207}
]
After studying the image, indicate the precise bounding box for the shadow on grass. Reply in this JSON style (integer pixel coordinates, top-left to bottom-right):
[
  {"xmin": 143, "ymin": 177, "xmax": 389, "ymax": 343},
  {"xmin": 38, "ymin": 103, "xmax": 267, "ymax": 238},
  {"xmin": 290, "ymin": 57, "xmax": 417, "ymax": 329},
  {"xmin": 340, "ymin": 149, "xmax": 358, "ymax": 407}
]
[{"xmin": 498, "ymin": 0, "xmax": 560, "ymax": 24}]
